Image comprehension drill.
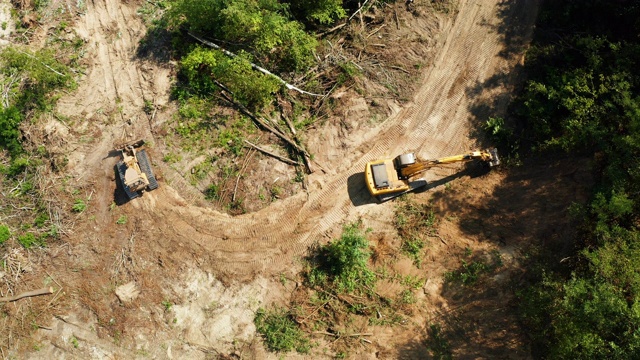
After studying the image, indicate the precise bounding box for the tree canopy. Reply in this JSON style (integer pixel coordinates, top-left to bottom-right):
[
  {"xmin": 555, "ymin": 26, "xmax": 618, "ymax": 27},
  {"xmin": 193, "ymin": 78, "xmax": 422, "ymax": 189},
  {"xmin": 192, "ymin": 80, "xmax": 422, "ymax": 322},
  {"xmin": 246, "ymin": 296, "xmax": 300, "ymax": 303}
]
[{"xmin": 512, "ymin": 0, "xmax": 640, "ymax": 357}]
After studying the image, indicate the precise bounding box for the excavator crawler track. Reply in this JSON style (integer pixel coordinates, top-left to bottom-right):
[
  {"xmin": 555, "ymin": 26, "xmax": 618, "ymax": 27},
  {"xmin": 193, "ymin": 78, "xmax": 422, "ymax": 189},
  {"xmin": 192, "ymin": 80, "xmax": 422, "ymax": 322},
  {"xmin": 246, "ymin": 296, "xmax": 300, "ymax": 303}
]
[
  {"xmin": 136, "ymin": 149, "xmax": 159, "ymax": 191},
  {"xmin": 117, "ymin": 161, "xmax": 140, "ymax": 200},
  {"xmin": 377, "ymin": 179, "xmax": 428, "ymax": 202}
]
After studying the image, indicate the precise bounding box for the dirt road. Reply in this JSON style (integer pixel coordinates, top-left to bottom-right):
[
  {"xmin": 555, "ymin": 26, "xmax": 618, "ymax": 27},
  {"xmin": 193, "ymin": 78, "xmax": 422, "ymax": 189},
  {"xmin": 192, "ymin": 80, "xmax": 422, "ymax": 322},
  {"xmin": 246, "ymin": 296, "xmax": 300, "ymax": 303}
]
[
  {"xmin": 143, "ymin": 0, "xmax": 538, "ymax": 278},
  {"xmin": 29, "ymin": 0, "xmax": 540, "ymax": 358}
]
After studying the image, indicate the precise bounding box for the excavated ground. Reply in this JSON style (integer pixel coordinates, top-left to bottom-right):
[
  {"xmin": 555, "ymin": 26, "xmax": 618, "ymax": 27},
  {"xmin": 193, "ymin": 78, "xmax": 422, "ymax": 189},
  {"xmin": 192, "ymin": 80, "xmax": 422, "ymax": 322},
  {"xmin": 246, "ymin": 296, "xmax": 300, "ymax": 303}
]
[{"xmin": 0, "ymin": 0, "xmax": 558, "ymax": 358}]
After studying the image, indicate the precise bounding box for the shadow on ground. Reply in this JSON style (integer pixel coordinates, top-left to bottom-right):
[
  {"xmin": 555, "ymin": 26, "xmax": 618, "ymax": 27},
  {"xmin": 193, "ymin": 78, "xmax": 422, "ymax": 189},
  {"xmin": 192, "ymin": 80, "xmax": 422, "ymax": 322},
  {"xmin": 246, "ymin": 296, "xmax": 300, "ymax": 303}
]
[
  {"xmin": 393, "ymin": 1, "xmax": 595, "ymax": 357},
  {"xmin": 465, "ymin": 0, "xmax": 542, "ymax": 149},
  {"xmin": 396, "ymin": 156, "xmax": 593, "ymax": 358}
]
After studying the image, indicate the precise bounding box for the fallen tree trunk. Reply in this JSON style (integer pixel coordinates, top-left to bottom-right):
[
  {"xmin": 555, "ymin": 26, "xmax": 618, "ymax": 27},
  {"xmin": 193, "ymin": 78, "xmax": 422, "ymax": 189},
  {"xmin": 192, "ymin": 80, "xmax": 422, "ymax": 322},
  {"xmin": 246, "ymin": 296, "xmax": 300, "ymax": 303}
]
[
  {"xmin": 214, "ymin": 84, "xmax": 315, "ymax": 173},
  {"xmin": 188, "ymin": 33, "xmax": 324, "ymax": 97},
  {"xmin": 244, "ymin": 140, "xmax": 301, "ymax": 166},
  {"xmin": 0, "ymin": 287, "xmax": 54, "ymax": 303}
]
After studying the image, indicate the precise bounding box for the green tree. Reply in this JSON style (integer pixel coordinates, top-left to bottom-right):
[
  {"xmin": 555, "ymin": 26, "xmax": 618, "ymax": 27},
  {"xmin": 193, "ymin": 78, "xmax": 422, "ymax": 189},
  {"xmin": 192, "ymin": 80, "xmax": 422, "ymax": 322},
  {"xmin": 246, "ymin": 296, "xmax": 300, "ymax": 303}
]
[
  {"xmin": 180, "ymin": 47, "xmax": 280, "ymax": 110},
  {"xmin": 169, "ymin": 0, "xmax": 317, "ymax": 72},
  {"xmin": 286, "ymin": 0, "xmax": 347, "ymax": 26}
]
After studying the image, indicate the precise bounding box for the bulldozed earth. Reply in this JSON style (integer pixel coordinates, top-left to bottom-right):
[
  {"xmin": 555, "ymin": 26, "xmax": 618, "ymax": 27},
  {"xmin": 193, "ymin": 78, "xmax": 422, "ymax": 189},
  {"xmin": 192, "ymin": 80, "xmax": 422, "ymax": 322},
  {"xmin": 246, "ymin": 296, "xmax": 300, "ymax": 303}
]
[{"xmin": 0, "ymin": 0, "xmax": 590, "ymax": 358}]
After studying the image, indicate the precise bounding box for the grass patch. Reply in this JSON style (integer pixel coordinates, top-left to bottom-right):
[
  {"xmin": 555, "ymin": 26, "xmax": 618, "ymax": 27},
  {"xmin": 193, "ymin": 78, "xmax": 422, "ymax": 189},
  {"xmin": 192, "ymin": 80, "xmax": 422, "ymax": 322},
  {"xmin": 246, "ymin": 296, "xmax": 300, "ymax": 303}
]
[
  {"xmin": 72, "ymin": 199, "xmax": 87, "ymax": 213},
  {"xmin": 394, "ymin": 197, "xmax": 438, "ymax": 267},
  {"xmin": 425, "ymin": 324, "xmax": 453, "ymax": 360},
  {"xmin": 17, "ymin": 233, "xmax": 44, "ymax": 248},
  {"xmin": 445, "ymin": 249, "xmax": 503, "ymax": 286},
  {"xmin": 0, "ymin": 225, "xmax": 10, "ymax": 244},
  {"xmin": 254, "ymin": 307, "xmax": 310, "ymax": 354}
]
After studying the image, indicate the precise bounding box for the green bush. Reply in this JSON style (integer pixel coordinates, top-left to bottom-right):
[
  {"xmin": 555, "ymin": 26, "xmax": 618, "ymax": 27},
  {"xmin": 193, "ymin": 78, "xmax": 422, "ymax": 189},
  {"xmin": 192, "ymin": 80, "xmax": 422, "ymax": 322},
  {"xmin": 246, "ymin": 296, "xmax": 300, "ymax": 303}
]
[
  {"xmin": 17, "ymin": 233, "xmax": 44, "ymax": 248},
  {"xmin": 254, "ymin": 307, "xmax": 310, "ymax": 353},
  {"xmin": 0, "ymin": 225, "xmax": 10, "ymax": 244},
  {"xmin": 170, "ymin": 0, "xmax": 317, "ymax": 72},
  {"xmin": 307, "ymin": 221, "xmax": 376, "ymax": 293},
  {"xmin": 180, "ymin": 47, "xmax": 280, "ymax": 111},
  {"xmin": 286, "ymin": 0, "xmax": 346, "ymax": 26},
  {"xmin": 72, "ymin": 199, "xmax": 87, "ymax": 213},
  {"xmin": 0, "ymin": 107, "xmax": 24, "ymax": 156}
]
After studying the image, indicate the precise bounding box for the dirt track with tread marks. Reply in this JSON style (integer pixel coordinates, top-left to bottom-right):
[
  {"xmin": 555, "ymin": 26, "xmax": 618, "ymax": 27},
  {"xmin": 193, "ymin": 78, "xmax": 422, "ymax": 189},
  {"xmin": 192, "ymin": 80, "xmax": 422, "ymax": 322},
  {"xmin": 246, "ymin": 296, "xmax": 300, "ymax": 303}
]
[{"xmin": 25, "ymin": 0, "xmax": 541, "ymax": 358}]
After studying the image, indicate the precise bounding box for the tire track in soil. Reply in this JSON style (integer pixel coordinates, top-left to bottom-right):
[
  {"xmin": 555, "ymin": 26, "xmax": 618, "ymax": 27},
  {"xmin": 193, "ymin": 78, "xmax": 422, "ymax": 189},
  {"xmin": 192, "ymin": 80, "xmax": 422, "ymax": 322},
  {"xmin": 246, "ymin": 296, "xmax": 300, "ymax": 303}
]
[
  {"xmin": 155, "ymin": 0, "xmax": 532, "ymax": 277},
  {"xmin": 62, "ymin": 0, "xmax": 538, "ymax": 277}
]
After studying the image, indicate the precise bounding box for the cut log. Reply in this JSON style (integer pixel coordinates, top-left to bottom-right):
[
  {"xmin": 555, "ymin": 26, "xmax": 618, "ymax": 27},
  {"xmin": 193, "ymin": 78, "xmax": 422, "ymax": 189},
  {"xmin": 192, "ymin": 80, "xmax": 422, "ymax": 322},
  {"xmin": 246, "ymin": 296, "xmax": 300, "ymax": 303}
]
[
  {"xmin": 0, "ymin": 287, "xmax": 54, "ymax": 303},
  {"xmin": 244, "ymin": 140, "xmax": 301, "ymax": 166}
]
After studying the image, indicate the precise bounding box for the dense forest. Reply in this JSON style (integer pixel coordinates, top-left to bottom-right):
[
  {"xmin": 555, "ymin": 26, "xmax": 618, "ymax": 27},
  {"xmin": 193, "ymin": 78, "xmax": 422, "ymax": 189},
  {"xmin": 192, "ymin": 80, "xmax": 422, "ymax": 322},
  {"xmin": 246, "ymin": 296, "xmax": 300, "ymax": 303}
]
[{"xmin": 506, "ymin": 0, "xmax": 640, "ymax": 358}]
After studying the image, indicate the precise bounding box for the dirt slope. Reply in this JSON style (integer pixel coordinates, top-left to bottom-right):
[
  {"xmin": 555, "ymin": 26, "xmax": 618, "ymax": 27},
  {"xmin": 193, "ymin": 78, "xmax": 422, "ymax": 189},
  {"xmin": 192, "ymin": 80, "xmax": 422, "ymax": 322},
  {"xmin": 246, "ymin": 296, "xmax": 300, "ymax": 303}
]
[{"xmin": 22, "ymin": 0, "xmax": 541, "ymax": 358}]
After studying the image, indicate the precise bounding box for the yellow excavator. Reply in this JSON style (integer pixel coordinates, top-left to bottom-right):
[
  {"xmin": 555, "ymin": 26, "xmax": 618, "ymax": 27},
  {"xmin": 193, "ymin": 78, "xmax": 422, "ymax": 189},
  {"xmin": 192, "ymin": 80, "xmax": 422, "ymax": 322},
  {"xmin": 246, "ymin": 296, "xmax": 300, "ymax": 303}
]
[
  {"xmin": 115, "ymin": 139, "xmax": 159, "ymax": 200},
  {"xmin": 364, "ymin": 149, "xmax": 499, "ymax": 202}
]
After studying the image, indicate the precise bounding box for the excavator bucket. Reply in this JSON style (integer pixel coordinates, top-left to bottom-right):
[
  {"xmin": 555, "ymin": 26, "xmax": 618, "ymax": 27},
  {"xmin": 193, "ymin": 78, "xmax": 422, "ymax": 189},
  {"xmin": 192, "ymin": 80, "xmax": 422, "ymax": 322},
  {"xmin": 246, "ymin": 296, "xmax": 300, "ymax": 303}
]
[{"xmin": 488, "ymin": 148, "xmax": 500, "ymax": 167}]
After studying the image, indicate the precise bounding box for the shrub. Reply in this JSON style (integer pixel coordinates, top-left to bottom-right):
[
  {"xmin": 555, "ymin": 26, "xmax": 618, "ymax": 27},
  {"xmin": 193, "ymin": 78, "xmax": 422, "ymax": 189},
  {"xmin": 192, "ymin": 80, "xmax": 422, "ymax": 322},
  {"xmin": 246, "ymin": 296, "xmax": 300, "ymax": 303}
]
[
  {"xmin": 17, "ymin": 233, "xmax": 43, "ymax": 248},
  {"xmin": 254, "ymin": 307, "xmax": 310, "ymax": 353},
  {"xmin": 307, "ymin": 221, "xmax": 376, "ymax": 293},
  {"xmin": 0, "ymin": 225, "xmax": 10, "ymax": 244},
  {"xmin": 180, "ymin": 47, "xmax": 280, "ymax": 111}
]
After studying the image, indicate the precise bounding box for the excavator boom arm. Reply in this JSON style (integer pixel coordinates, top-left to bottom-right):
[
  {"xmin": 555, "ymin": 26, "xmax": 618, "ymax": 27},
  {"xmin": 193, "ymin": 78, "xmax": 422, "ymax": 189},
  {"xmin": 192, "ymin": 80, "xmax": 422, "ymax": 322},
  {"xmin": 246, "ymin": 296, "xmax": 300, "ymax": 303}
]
[{"xmin": 400, "ymin": 149, "xmax": 499, "ymax": 178}]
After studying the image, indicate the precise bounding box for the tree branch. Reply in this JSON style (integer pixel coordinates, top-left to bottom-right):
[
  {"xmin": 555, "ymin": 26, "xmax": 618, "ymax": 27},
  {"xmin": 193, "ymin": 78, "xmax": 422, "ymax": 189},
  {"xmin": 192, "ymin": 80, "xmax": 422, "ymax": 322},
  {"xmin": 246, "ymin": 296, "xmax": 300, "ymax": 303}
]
[
  {"xmin": 188, "ymin": 32, "xmax": 324, "ymax": 97},
  {"xmin": 0, "ymin": 287, "xmax": 54, "ymax": 303},
  {"xmin": 244, "ymin": 140, "xmax": 301, "ymax": 166}
]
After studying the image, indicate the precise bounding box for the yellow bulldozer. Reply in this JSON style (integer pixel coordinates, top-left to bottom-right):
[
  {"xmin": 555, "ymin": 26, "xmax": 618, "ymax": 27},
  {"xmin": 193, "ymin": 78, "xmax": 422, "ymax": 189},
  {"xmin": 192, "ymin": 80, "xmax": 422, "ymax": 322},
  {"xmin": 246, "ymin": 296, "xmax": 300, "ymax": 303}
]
[
  {"xmin": 364, "ymin": 149, "xmax": 499, "ymax": 202},
  {"xmin": 115, "ymin": 139, "xmax": 158, "ymax": 200}
]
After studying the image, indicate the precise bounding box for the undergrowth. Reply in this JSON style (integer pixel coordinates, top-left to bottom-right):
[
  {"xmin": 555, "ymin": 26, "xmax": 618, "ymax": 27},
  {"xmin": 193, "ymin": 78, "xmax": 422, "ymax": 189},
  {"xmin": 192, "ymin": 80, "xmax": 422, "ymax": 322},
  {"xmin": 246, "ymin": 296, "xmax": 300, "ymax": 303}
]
[
  {"xmin": 254, "ymin": 307, "xmax": 311, "ymax": 354},
  {"xmin": 256, "ymin": 221, "xmax": 426, "ymax": 356},
  {"xmin": 394, "ymin": 196, "xmax": 438, "ymax": 267}
]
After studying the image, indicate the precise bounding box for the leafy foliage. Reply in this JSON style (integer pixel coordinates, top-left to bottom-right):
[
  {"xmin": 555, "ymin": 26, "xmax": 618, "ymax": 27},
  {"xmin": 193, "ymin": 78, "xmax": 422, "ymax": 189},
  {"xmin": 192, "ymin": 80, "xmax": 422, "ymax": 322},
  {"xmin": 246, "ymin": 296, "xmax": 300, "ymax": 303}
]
[
  {"xmin": 254, "ymin": 307, "xmax": 310, "ymax": 353},
  {"xmin": 0, "ymin": 225, "xmax": 10, "ymax": 244},
  {"xmin": 179, "ymin": 47, "xmax": 281, "ymax": 111},
  {"xmin": 0, "ymin": 107, "xmax": 24, "ymax": 157},
  {"xmin": 510, "ymin": 1, "xmax": 640, "ymax": 357},
  {"xmin": 286, "ymin": 0, "xmax": 347, "ymax": 26},
  {"xmin": 0, "ymin": 47, "xmax": 72, "ymax": 157},
  {"xmin": 17, "ymin": 233, "xmax": 44, "ymax": 249},
  {"xmin": 169, "ymin": 0, "xmax": 317, "ymax": 72},
  {"xmin": 307, "ymin": 221, "xmax": 375, "ymax": 293}
]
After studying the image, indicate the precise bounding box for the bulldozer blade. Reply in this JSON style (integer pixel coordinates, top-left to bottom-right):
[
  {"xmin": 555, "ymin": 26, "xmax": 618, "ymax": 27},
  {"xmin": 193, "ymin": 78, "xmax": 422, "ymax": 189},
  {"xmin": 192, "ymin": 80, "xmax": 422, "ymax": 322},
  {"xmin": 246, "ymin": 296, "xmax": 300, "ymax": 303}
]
[
  {"xmin": 488, "ymin": 148, "xmax": 500, "ymax": 167},
  {"xmin": 115, "ymin": 139, "xmax": 145, "ymax": 151}
]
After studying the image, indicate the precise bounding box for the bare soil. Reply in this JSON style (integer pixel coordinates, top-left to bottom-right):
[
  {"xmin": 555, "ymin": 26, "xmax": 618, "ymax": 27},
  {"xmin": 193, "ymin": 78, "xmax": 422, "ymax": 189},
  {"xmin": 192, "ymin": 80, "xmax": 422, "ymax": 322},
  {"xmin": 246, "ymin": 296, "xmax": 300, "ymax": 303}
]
[{"xmin": 0, "ymin": 0, "xmax": 578, "ymax": 359}]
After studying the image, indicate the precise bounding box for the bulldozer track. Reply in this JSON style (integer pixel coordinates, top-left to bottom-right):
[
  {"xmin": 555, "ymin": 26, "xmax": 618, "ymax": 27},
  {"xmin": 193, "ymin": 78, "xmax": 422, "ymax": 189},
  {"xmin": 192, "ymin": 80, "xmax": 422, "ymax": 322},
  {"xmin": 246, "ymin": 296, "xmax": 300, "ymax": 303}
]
[
  {"xmin": 64, "ymin": 0, "xmax": 539, "ymax": 276},
  {"xmin": 136, "ymin": 149, "xmax": 159, "ymax": 191},
  {"xmin": 187, "ymin": 0, "xmax": 536, "ymax": 275}
]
